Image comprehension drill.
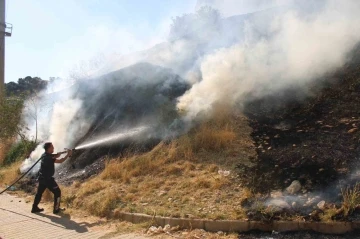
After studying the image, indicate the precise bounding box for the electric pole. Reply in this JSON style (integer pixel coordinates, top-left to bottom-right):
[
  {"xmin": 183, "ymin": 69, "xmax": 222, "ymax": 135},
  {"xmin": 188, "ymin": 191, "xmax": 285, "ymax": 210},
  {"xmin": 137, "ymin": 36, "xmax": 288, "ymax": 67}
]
[
  {"xmin": 0, "ymin": 0, "xmax": 5, "ymax": 99},
  {"xmin": 0, "ymin": 0, "xmax": 12, "ymax": 99}
]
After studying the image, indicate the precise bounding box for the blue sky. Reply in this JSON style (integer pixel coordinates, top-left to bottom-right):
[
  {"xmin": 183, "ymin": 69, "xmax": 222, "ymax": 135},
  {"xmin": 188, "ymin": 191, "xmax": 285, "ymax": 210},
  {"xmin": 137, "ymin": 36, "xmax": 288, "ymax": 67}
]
[{"xmin": 5, "ymin": 0, "xmax": 196, "ymax": 83}]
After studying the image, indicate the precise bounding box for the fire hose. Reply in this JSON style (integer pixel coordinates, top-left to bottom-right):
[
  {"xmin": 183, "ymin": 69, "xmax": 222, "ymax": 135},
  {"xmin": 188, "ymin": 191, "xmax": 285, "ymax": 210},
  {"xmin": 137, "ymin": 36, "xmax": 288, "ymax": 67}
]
[{"xmin": 0, "ymin": 149, "xmax": 75, "ymax": 195}]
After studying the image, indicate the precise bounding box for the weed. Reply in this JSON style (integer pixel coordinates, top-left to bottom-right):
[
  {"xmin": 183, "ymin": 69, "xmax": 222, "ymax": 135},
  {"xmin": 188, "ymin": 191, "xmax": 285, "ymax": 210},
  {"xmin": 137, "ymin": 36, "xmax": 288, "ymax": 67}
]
[
  {"xmin": 320, "ymin": 208, "xmax": 338, "ymax": 221},
  {"xmin": 341, "ymin": 183, "xmax": 360, "ymax": 217}
]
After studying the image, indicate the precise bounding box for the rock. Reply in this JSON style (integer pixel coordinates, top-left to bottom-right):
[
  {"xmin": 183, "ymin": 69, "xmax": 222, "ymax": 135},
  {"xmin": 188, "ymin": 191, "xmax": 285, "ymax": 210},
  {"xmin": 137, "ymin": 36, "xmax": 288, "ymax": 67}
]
[
  {"xmin": 267, "ymin": 199, "xmax": 291, "ymax": 213},
  {"xmin": 147, "ymin": 226, "xmax": 163, "ymax": 234},
  {"xmin": 348, "ymin": 128, "xmax": 358, "ymax": 134},
  {"xmin": 158, "ymin": 190, "xmax": 167, "ymax": 196},
  {"xmin": 270, "ymin": 190, "xmax": 283, "ymax": 199},
  {"xmin": 304, "ymin": 197, "xmax": 318, "ymax": 207},
  {"xmin": 286, "ymin": 180, "xmax": 302, "ymax": 194},
  {"xmin": 268, "ymin": 199, "xmax": 291, "ymax": 209},
  {"xmin": 272, "ymin": 230, "xmax": 279, "ymax": 235},
  {"xmin": 218, "ymin": 170, "xmax": 230, "ymax": 177},
  {"xmin": 317, "ymin": 200, "xmax": 326, "ymax": 210},
  {"xmin": 292, "ymin": 202, "xmax": 297, "ymax": 207},
  {"xmin": 163, "ymin": 224, "xmax": 171, "ymax": 232}
]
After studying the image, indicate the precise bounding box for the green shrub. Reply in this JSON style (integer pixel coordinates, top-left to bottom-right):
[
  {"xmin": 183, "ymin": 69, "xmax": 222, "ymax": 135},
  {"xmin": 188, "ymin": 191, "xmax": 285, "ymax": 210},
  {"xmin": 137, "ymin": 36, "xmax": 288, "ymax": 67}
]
[{"xmin": 3, "ymin": 140, "xmax": 37, "ymax": 165}]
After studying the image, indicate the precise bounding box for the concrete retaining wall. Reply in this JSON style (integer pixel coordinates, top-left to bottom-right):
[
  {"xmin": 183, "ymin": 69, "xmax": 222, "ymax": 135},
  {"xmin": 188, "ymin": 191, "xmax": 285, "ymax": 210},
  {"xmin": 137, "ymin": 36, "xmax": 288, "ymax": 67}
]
[{"xmin": 115, "ymin": 212, "xmax": 360, "ymax": 234}]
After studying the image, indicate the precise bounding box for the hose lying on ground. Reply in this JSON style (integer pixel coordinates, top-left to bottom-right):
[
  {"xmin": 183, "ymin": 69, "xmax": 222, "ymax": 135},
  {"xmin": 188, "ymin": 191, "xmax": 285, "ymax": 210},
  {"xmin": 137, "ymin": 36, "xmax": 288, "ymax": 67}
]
[{"xmin": 0, "ymin": 157, "xmax": 42, "ymax": 195}]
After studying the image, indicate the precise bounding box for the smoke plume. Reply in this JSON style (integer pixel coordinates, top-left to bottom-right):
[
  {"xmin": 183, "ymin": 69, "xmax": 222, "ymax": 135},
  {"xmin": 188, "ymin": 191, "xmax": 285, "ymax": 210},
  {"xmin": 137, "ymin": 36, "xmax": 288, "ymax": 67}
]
[
  {"xmin": 178, "ymin": 0, "xmax": 360, "ymax": 121},
  {"xmin": 21, "ymin": 0, "xmax": 360, "ymax": 171}
]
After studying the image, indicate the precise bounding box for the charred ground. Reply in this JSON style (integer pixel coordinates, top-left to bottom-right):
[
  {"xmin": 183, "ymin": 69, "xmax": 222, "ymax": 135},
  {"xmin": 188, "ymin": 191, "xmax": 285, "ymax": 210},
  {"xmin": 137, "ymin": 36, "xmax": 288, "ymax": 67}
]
[{"xmin": 241, "ymin": 49, "xmax": 360, "ymax": 195}]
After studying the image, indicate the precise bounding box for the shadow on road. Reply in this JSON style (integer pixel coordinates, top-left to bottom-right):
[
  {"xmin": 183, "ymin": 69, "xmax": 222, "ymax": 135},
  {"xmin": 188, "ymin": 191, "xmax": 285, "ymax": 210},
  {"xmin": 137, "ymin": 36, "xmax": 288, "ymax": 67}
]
[
  {"xmin": 37, "ymin": 212, "xmax": 101, "ymax": 233},
  {"xmin": 0, "ymin": 207, "xmax": 101, "ymax": 234}
]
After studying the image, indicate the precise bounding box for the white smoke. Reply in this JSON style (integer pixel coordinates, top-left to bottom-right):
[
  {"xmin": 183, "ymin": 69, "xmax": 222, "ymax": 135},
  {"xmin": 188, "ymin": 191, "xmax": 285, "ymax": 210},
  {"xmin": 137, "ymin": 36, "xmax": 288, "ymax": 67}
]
[
  {"xmin": 20, "ymin": 0, "xmax": 360, "ymax": 172},
  {"xmin": 21, "ymin": 82, "xmax": 91, "ymax": 173},
  {"xmin": 178, "ymin": 0, "xmax": 360, "ymax": 120}
]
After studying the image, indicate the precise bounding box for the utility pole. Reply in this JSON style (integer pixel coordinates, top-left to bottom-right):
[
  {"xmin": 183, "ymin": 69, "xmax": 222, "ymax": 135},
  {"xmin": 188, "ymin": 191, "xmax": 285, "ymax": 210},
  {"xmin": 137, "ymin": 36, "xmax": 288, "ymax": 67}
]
[
  {"xmin": 0, "ymin": 0, "xmax": 5, "ymax": 99},
  {"xmin": 0, "ymin": 0, "xmax": 11, "ymax": 99}
]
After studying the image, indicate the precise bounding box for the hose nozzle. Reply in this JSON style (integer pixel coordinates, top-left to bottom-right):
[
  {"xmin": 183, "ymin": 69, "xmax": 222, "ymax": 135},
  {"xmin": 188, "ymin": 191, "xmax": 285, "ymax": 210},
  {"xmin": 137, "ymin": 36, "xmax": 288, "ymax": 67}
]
[{"xmin": 57, "ymin": 148, "xmax": 76, "ymax": 154}]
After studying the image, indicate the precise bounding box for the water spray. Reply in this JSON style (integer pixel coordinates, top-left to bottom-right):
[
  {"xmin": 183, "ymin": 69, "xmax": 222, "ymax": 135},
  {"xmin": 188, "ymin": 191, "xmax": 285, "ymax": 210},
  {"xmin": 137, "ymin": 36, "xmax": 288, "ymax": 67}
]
[{"xmin": 75, "ymin": 126, "xmax": 150, "ymax": 150}]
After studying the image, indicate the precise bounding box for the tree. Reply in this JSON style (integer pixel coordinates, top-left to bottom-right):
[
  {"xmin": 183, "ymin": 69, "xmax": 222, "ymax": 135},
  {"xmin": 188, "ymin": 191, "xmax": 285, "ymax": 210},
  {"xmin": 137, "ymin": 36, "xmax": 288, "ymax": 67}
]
[
  {"xmin": 169, "ymin": 6, "xmax": 221, "ymax": 42},
  {"xmin": 5, "ymin": 76, "xmax": 47, "ymax": 96},
  {"xmin": 24, "ymin": 93, "xmax": 41, "ymax": 143},
  {"xmin": 1, "ymin": 76, "xmax": 49, "ymax": 143},
  {"xmin": 0, "ymin": 95, "xmax": 26, "ymax": 140}
]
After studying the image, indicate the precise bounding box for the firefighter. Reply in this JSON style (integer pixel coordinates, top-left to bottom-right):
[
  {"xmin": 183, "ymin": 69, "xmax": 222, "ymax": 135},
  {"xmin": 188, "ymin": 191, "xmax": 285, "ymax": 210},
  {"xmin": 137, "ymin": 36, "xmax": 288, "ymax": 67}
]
[{"xmin": 31, "ymin": 142, "xmax": 72, "ymax": 214}]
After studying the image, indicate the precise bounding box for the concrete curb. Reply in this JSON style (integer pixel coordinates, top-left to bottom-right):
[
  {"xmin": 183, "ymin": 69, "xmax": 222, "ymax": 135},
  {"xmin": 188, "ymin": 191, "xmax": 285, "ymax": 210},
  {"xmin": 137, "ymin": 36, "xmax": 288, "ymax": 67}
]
[{"xmin": 114, "ymin": 212, "xmax": 360, "ymax": 234}]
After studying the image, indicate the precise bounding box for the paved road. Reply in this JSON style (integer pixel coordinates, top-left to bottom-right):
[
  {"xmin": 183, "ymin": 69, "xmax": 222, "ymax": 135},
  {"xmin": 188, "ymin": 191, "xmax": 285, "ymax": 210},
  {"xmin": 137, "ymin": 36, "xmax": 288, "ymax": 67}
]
[{"xmin": 0, "ymin": 193, "xmax": 147, "ymax": 239}]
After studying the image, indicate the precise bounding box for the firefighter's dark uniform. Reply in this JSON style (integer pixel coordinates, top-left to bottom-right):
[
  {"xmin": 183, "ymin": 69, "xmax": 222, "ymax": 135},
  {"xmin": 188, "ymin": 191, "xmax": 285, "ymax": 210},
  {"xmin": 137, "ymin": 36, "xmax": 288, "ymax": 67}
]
[{"xmin": 32, "ymin": 152, "xmax": 61, "ymax": 213}]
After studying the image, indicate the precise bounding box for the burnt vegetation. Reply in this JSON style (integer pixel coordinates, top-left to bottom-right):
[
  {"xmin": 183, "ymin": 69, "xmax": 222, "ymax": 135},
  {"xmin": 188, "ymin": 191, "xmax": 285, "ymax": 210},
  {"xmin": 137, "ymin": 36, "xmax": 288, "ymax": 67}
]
[{"xmin": 241, "ymin": 46, "xmax": 360, "ymax": 193}]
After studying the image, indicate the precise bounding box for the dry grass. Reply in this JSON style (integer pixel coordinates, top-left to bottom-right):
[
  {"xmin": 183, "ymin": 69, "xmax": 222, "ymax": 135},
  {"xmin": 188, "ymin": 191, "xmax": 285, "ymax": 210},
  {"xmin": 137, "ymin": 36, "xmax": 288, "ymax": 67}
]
[
  {"xmin": 81, "ymin": 189, "xmax": 121, "ymax": 217},
  {"xmin": 1, "ymin": 110, "xmax": 256, "ymax": 223},
  {"xmin": 193, "ymin": 124, "xmax": 236, "ymax": 152},
  {"xmin": 320, "ymin": 208, "xmax": 339, "ymax": 222},
  {"xmin": 58, "ymin": 111, "xmax": 256, "ymax": 220},
  {"xmin": 0, "ymin": 160, "xmax": 22, "ymax": 185},
  {"xmin": 341, "ymin": 183, "xmax": 360, "ymax": 217}
]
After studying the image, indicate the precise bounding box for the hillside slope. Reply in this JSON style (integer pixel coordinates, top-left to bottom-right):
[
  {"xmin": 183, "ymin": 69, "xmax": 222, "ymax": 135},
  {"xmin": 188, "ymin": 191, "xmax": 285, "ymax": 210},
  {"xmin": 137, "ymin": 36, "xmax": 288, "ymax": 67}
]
[{"xmin": 242, "ymin": 47, "xmax": 360, "ymax": 194}]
